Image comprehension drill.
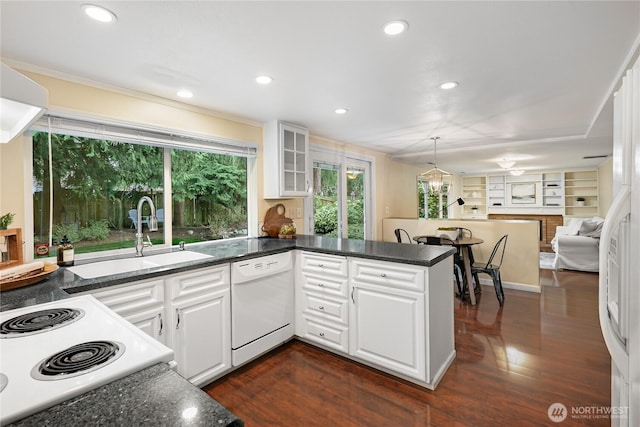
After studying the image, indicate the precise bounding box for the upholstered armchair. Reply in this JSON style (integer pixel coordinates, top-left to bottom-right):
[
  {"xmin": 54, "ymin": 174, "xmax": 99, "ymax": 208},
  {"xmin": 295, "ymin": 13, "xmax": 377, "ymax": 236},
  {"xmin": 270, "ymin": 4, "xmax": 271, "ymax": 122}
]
[{"xmin": 551, "ymin": 217, "xmax": 603, "ymax": 272}]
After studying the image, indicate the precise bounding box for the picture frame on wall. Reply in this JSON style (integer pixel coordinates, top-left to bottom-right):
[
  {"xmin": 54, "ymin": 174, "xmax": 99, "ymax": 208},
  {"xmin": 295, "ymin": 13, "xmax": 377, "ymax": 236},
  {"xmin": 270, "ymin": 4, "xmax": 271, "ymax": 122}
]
[{"xmin": 511, "ymin": 183, "xmax": 536, "ymax": 204}]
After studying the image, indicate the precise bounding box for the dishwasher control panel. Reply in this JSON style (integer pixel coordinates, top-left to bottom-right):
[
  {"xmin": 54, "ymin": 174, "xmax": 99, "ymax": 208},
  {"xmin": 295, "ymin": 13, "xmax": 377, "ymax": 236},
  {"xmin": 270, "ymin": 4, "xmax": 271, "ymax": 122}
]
[{"xmin": 231, "ymin": 251, "xmax": 293, "ymax": 283}]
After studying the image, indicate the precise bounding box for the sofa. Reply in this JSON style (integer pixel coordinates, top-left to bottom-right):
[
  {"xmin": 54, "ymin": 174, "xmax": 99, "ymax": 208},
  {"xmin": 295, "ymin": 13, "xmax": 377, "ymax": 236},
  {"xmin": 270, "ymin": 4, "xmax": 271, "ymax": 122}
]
[{"xmin": 551, "ymin": 217, "xmax": 604, "ymax": 272}]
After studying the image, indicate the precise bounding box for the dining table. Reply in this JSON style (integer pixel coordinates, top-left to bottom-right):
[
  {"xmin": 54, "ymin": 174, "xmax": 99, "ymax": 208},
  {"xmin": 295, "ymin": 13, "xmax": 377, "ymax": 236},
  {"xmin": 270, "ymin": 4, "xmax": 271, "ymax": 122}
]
[{"xmin": 413, "ymin": 235, "xmax": 484, "ymax": 305}]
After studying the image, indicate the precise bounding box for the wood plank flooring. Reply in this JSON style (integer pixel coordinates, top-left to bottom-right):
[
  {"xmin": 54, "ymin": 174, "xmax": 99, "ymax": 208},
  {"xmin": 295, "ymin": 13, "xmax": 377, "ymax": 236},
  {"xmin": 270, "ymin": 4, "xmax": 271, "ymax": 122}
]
[{"xmin": 203, "ymin": 268, "xmax": 610, "ymax": 426}]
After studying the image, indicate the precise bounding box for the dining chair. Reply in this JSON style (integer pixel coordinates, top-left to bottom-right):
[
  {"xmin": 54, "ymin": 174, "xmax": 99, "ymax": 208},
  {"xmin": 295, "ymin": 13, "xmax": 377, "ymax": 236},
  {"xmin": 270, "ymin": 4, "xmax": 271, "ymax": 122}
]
[
  {"xmin": 471, "ymin": 234, "xmax": 508, "ymax": 306},
  {"xmin": 458, "ymin": 227, "xmax": 473, "ymax": 238},
  {"xmin": 394, "ymin": 228, "xmax": 413, "ymax": 244},
  {"xmin": 423, "ymin": 236, "xmax": 465, "ymax": 296}
]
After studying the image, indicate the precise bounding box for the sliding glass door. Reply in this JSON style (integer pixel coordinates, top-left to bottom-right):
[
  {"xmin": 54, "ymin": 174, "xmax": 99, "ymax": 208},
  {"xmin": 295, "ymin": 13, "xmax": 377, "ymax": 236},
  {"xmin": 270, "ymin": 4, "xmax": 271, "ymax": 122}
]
[{"xmin": 305, "ymin": 149, "xmax": 371, "ymax": 240}]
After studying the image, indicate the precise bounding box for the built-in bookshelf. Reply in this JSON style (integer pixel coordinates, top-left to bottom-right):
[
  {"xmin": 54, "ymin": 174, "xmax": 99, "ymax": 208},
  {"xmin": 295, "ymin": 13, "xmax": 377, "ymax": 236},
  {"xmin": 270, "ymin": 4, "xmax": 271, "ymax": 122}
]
[
  {"xmin": 461, "ymin": 176, "xmax": 486, "ymax": 218},
  {"xmin": 564, "ymin": 170, "xmax": 598, "ymax": 216},
  {"xmin": 464, "ymin": 169, "xmax": 598, "ymax": 216}
]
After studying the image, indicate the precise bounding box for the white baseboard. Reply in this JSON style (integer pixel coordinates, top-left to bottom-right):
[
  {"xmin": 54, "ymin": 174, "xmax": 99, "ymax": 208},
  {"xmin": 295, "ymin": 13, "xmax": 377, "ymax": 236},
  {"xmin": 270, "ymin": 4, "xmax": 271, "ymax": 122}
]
[{"xmin": 476, "ymin": 277, "xmax": 541, "ymax": 293}]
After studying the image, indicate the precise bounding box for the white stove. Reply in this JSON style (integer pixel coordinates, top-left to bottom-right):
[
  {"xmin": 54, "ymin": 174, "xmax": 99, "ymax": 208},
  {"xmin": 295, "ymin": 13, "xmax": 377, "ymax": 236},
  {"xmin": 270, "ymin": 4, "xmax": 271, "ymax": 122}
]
[{"xmin": 0, "ymin": 295, "xmax": 174, "ymax": 425}]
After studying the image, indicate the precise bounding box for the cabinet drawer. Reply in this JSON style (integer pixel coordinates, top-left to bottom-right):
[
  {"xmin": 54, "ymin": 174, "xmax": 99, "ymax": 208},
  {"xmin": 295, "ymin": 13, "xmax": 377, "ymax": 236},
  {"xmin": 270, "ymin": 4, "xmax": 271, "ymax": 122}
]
[
  {"xmin": 301, "ymin": 273, "xmax": 348, "ymax": 298},
  {"xmin": 299, "ymin": 251, "xmax": 347, "ymax": 277},
  {"xmin": 350, "ymin": 259, "xmax": 425, "ymax": 292},
  {"xmin": 89, "ymin": 279, "xmax": 165, "ymax": 316},
  {"xmin": 302, "ymin": 292, "xmax": 348, "ymax": 324},
  {"xmin": 168, "ymin": 265, "xmax": 230, "ymax": 299},
  {"xmin": 302, "ymin": 316, "xmax": 348, "ymax": 353}
]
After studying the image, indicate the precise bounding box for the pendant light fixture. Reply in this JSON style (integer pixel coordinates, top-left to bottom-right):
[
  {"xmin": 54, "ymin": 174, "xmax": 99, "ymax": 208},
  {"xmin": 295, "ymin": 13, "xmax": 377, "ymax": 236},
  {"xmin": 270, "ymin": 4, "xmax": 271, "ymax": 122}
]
[{"xmin": 420, "ymin": 136, "xmax": 452, "ymax": 194}]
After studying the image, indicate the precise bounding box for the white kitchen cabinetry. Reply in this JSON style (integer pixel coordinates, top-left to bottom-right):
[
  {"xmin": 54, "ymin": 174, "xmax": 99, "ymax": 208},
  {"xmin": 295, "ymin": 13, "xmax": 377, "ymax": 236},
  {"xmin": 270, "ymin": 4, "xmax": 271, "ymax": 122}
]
[
  {"xmin": 348, "ymin": 257, "xmax": 454, "ymax": 388},
  {"xmin": 85, "ymin": 265, "xmax": 231, "ymax": 387},
  {"xmin": 295, "ymin": 251, "xmax": 349, "ymax": 353},
  {"xmin": 166, "ymin": 266, "xmax": 231, "ymax": 386},
  {"xmin": 85, "ymin": 278, "xmax": 167, "ymax": 344},
  {"xmin": 263, "ymin": 120, "xmax": 309, "ymax": 198}
]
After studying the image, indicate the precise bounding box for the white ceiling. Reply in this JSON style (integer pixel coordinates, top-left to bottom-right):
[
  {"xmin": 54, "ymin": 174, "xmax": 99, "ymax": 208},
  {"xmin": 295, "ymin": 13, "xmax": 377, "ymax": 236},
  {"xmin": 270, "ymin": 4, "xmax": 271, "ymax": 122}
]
[{"xmin": 1, "ymin": 1, "xmax": 639, "ymax": 175}]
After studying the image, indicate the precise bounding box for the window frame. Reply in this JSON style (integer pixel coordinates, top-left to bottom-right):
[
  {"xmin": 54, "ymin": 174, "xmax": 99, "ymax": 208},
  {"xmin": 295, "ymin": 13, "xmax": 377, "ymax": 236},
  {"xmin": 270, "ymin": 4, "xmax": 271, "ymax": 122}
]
[{"xmin": 24, "ymin": 114, "xmax": 258, "ymax": 263}]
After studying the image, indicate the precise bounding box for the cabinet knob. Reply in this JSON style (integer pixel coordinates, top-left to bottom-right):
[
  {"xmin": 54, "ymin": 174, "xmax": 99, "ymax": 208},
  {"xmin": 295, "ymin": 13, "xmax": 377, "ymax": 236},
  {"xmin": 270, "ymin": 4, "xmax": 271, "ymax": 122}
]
[
  {"xmin": 319, "ymin": 332, "xmax": 325, "ymax": 337},
  {"xmin": 380, "ymin": 273, "xmax": 387, "ymax": 278},
  {"xmin": 318, "ymin": 306, "xmax": 325, "ymax": 310},
  {"xmin": 318, "ymin": 283, "xmax": 324, "ymax": 287},
  {"xmin": 318, "ymin": 263, "xmax": 324, "ymax": 268}
]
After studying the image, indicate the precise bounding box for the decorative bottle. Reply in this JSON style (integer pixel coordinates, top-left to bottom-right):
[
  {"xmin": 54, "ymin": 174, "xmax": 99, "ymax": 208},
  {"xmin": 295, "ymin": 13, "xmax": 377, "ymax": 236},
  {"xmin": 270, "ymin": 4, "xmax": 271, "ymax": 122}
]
[{"xmin": 57, "ymin": 235, "xmax": 75, "ymax": 266}]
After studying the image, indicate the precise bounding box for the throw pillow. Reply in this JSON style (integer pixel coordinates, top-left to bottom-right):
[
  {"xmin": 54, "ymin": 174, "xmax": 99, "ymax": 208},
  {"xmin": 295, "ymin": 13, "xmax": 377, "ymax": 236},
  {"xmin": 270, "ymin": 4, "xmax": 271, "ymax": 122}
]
[
  {"xmin": 566, "ymin": 218, "xmax": 583, "ymax": 235},
  {"xmin": 582, "ymin": 221, "xmax": 604, "ymax": 238},
  {"xmin": 578, "ymin": 220, "xmax": 598, "ymax": 235}
]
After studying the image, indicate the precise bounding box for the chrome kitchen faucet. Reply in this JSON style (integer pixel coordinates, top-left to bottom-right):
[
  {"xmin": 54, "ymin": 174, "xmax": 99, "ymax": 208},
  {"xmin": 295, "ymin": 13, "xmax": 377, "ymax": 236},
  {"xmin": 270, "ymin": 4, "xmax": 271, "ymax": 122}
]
[{"xmin": 135, "ymin": 196, "xmax": 158, "ymax": 257}]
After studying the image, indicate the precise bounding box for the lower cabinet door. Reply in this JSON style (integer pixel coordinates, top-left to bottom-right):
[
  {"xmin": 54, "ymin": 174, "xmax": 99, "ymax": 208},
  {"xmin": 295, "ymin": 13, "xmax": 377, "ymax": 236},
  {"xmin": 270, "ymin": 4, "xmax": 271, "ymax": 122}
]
[
  {"xmin": 349, "ymin": 284, "xmax": 426, "ymax": 381},
  {"xmin": 124, "ymin": 306, "xmax": 167, "ymax": 345},
  {"xmin": 169, "ymin": 289, "xmax": 231, "ymax": 386}
]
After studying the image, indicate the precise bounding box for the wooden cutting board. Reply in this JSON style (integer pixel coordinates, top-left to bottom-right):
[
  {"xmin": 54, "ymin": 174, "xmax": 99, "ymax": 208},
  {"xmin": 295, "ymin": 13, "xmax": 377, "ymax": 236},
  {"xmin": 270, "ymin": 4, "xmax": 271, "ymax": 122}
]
[{"xmin": 262, "ymin": 204, "xmax": 294, "ymax": 237}]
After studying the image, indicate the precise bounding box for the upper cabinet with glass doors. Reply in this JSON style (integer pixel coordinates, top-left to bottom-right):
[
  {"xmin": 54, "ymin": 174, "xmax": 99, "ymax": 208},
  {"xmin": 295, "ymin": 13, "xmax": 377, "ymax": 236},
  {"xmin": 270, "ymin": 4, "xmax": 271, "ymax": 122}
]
[{"xmin": 263, "ymin": 121, "xmax": 309, "ymax": 198}]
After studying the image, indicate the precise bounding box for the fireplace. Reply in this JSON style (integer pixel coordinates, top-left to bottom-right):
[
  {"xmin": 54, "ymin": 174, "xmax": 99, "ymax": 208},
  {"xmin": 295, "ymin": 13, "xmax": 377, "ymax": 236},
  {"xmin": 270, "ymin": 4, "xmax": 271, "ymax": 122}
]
[{"xmin": 487, "ymin": 214, "xmax": 563, "ymax": 252}]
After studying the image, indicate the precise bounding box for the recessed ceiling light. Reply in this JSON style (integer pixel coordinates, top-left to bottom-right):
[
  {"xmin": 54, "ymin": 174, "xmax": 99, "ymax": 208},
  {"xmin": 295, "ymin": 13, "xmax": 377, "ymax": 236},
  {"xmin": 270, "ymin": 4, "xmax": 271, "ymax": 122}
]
[
  {"xmin": 383, "ymin": 20, "xmax": 408, "ymax": 36},
  {"xmin": 256, "ymin": 76, "xmax": 273, "ymax": 85},
  {"xmin": 335, "ymin": 108, "xmax": 348, "ymax": 115},
  {"xmin": 82, "ymin": 4, "xmax": 117, "ymax": 23},
  {"xmin": 440, "ymin": 81, "xmax": 459, "ymax": 90},
  {"xmin": 177, "ymin": 89, "xmax": 193, "ymax": 99}
]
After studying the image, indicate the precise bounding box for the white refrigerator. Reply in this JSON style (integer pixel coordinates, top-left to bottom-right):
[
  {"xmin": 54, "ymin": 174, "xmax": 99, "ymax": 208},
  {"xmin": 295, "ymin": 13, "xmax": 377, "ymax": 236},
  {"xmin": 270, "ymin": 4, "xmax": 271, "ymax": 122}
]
[{"xmin": 599, "ymin": 54, "xmax": 640, "ymax": 427}]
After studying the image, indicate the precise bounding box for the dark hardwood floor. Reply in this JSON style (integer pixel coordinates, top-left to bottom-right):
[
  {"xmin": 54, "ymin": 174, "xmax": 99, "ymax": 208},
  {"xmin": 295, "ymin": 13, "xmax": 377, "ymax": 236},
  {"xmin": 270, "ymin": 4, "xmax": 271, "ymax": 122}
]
[{"xmin": 204, "ymin": 268, "xmax": 610, "ymax": 426}]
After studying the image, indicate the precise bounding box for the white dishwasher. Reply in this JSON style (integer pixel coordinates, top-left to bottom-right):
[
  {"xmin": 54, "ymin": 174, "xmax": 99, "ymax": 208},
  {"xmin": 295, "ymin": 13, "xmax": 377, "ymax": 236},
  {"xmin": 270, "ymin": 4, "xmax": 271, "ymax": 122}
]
[{"xmin": 231, "ymin": 251, "xmax": 294, "ymax": 366}]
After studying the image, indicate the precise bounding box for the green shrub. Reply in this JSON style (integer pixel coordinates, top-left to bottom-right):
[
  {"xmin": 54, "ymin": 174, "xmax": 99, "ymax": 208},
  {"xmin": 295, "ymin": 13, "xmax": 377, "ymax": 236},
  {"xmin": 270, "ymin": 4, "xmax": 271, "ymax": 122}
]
[
  {"xmin": 79, "ymin": 220, "xmax": 110, "ymax": 241},
  {"xmin": 314, "ymin": 203, "xmax": 338, "ymax": 234},
  {"xmin": 53, "ymin": 224, "xmax": 80, "ymax": 243}
]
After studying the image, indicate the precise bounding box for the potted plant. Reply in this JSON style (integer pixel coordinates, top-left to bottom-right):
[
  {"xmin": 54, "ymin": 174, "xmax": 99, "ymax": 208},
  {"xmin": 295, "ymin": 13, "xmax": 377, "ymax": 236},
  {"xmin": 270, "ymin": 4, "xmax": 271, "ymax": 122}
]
[
  {"xmin": 471, "ymin": 206, "xmax": 479, "ymax": 214},
  {"xmin": 576, "ymin": 197, "xmax": 586, "ymax": 207},
  {"xmin": 0, "ymin": 212, "xmax": 15, "ymax": 230}
]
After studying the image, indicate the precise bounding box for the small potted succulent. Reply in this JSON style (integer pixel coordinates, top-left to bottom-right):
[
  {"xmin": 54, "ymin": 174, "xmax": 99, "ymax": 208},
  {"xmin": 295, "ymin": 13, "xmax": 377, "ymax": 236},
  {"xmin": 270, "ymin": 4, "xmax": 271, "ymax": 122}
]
[
  {"xmin": 576, "ymin": 197, "xmax": 586, "ymax": 207},
  {"xmin": 471, "ymin": 206, "xmax": 479, "ymax": 214}
]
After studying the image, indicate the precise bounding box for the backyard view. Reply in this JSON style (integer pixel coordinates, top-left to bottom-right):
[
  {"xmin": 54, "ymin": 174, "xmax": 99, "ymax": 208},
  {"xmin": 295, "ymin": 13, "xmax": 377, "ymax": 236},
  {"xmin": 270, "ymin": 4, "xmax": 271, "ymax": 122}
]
[
  {"xmin": 32, "ymin": 131, "xmax": 248, "ymax": 258},
  {"xmin": 312, "ymin": 163, "xmax": 365, "ymax": 239}
]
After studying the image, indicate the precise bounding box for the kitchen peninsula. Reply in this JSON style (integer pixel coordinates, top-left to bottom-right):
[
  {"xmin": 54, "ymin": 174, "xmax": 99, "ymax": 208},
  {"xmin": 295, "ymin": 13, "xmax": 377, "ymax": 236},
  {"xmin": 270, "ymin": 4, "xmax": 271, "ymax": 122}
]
[{"xmin": 1, "ymin": 236, "xmax": 455, "ymax": 426}]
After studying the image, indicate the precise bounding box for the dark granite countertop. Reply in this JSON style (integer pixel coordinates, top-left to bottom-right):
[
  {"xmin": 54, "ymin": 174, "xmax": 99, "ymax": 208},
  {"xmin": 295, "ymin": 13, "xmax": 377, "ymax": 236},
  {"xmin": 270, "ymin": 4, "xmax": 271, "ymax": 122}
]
[
  {"xmin": 1, "ymin": 235, "xmax": 453, "ymax": 426},
  {"xmin": 7, "ymin": 363, "xmax": 243, "ymax": 427},
  {"xmin": 2, "ymin": 235, "xmax": 453, "ymax": 310}
]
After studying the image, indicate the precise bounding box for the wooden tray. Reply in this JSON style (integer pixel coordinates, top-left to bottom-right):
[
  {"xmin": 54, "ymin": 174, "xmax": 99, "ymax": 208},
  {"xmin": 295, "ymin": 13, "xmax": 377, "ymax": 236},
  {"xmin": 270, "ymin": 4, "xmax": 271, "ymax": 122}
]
[{"xmin": 0, "ymin": 263, "xmax": 59, "ymax": 292}]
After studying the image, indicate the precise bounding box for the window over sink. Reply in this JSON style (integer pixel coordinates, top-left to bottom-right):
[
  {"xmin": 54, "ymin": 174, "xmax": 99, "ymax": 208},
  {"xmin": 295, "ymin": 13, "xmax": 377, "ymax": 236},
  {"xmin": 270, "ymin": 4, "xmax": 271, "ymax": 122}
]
[{"xmin": 29, "ymin": 115, "xmax": 256, "ymax": 261}]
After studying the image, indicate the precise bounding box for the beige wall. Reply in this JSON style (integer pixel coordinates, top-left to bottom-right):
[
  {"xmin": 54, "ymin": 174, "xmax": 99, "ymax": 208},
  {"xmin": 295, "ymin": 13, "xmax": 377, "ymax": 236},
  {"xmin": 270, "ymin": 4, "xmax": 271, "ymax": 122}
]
[
  {"xmin": 0, "ymin": 136, "xmax": 27, "ymax": 230},
  {"xmin": 383, "ymin": 218, "xmax": 540, "ymax": 292},
  {"xmin": 598, "ymin": 158, "xmax": 613, "ymax": 217}
]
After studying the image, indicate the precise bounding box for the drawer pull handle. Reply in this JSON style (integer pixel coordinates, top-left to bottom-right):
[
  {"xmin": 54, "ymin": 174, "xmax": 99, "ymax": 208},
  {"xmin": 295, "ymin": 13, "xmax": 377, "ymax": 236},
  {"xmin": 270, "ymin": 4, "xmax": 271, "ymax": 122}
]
[
  {"xmin": 318, "ymin": 283, "xmax": 324, "ymax": 287},
  {"xmin": 158, "ymin": 313, "xmax": 163, "ymax": 336},
  {"xmin": 176, "ymin": 308, "xmax": 181, "ymax": 330},
  {"xmin": 380, "ymin": 273, "xmax": 387, "ymax": 278},
  {"xmin": 318, "ymin": 306, "xmax": 325, "ymax": 310},
  {"xmin": 318, "ymin": 263, "xmax": 324, "ymax": 268},
  {"xmin": 319, "ymin": 332, "xmax": 325, "ymax": 337}
]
